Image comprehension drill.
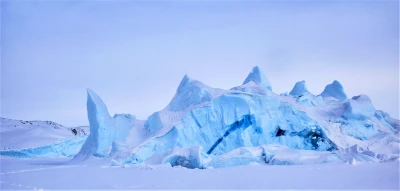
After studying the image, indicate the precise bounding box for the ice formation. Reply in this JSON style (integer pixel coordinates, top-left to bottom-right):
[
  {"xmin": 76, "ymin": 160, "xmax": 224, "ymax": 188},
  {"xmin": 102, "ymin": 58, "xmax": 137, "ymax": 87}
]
[
  {"xmin": 290, "ymin": 80, "xmax": 309, "ymax": 97},
  {"xmin": 343, "ymin": 95, "xmax": 376, "ymax": 120},
  {"xmin": 320, "ymin": 80, "xmax": 348, "ymax": 101},
  {"xmin": 242, "ymin": 66, "xmax": 272, "ymax": 90},
  {"xmin": 1, "ymin": 66, "xmax": 398, "ymax": 168}
]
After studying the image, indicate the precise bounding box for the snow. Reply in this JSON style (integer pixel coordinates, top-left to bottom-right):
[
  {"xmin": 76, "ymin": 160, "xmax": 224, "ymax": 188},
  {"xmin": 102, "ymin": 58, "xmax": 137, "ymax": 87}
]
[
  {"xmin": 1, "ymin": 157, "xmax": 398, "ymax": 190},
  {"xmin": 0, "ymin": 118, "xmax": 88, "ymax": 149}
]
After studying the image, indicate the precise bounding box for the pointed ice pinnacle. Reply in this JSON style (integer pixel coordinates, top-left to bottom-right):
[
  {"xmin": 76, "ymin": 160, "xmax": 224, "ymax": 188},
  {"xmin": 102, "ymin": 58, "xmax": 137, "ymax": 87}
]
[
  {"xmin": 242, "ymin": 66, "xmax": 272, "ymax": 91},
  {"xmin": 169, "ymin": 74, "xmax": 213, "ymax": 111},
  {"xmin": 290, "ymin": 80, "xmax": 309, "ymax": 97},
  {"xmin": 78, "ymin": 89, "xmax": 115, "ymax": 158},
  {"xmin": 320, "ymin": 80, "xmax": 347, "ymax": 101}
]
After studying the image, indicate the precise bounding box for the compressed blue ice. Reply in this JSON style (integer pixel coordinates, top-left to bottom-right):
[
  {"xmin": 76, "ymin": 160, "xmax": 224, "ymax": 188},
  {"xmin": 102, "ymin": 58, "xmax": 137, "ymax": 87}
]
[{"xmin": 3, "ymin": 66, "xmax": 398, "ymax": 168}]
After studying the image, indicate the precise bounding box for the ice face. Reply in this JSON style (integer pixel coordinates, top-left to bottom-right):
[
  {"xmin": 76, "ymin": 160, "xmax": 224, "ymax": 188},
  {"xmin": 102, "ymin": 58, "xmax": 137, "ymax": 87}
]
[
  {"xmin": 320, "ymin": 80, "xmax": 348, "ymax": 101},
  {"xmin": 77, "ymin": 89, "xmax": 115, "ymax": 158},
  {"xmin": 122, "ymin": 93, "xmax": 338, "ymax": 165},
  {"xmin": 242, "ymin": 66, "xmax": 272, "ymax": 91}
]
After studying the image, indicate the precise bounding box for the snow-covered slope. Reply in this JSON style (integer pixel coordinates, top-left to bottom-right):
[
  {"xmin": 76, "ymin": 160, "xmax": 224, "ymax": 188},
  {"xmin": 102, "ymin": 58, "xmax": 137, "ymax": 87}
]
[
  {"xmin": 0, "ymin": 118, "xmax": 89, "ymax": 157},
  {"xmin": 1, "ymin": 66, "xmax": 399, "ymax": 168}
]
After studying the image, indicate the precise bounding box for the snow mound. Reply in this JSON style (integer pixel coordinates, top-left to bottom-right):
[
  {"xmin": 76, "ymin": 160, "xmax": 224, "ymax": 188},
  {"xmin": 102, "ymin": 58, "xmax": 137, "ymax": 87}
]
[
  {"xmin": 320, "ymin": 80, "xmax": 347, "ymax": 101},
  {"xmin": 242, "ymin": 66, "xmax": 272, "ymax": 90},
  {"xmin": 0, "ymin": 118, "xmax": 88, "ymax": 149}
]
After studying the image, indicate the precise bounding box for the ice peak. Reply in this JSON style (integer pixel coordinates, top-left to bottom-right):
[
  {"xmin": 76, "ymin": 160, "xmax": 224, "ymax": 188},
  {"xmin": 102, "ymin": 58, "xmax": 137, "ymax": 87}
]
[
  {"xmin": 169, "ymin": 74, "xmax": 213, "ymax": 111},
  {"xmin": 320, "ymin": 80, "xmax": 347, "ymax": 101},
  {"xmin": 177, "ymin": 74, "xmax": 195, "ymax": 91},
  {"xmin": 289, "ymin": 80, "xmax": 309, "ymax": 97},
  {"xmin": 77, "ymin": 88, "xmax": 114, "ymax": 158},
  {"xmin": 86, "ymin": 88, "xmax": 110, "ymax": 117},
  {"xmin": 242, "ymin": 66, "xmax": 272, "ymax": 91}
]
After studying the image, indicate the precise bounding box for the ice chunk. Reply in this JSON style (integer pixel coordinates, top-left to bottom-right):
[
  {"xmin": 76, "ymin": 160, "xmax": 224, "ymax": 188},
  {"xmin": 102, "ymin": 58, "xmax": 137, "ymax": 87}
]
[
  {"xmin": 343, "ymin": 95, "xmax": 376, "ymax": 120},
  {"xmin": 320, "ymin": 80, "xmax": 347, "ymax": 101},
  {"xmin": 208, "ymin": 146, "xmax": 265, "ymax": 168},
  {"xmin": 242, "ymin": 66, "xmax": 272, "ymax": 91},
  {"xmin": 290, "ymin": 80, "xmax": 309, "ymax": 97},
  {"xmin": 161, "ymin": 146, "xmax": 210, "ymax": 169}
]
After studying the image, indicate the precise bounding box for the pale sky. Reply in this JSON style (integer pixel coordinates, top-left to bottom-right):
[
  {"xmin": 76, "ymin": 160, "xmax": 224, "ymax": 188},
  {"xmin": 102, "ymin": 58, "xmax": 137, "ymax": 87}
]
[{"xmin": 1, "ymin": 1, "xmax": 399, "ymax": 127}]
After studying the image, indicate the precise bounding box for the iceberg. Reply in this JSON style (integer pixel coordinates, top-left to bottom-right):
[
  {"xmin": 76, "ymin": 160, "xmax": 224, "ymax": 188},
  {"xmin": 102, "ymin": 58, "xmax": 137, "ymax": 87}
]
[
  {"xmin": 3, "ymin": 66, "xmax": 398, "ymax": 169},
  {"xmin": 74, "ymin": 67, "xmax": 398, "ymax": 167}
]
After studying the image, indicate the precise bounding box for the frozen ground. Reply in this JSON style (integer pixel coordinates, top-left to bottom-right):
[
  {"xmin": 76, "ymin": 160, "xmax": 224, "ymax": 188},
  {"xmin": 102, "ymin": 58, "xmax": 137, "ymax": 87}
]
[{"xmin": 0, "ymin": 157, "xmax": 399, "ymax": 190}]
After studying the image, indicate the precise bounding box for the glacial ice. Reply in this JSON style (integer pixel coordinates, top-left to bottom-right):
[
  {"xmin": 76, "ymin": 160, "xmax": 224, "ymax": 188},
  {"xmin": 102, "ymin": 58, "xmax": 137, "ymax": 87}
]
[
  {"xmin": 2, "ymin": 66, "xmax": 398, "ymax": 169},
  {"xmin": 320, "ymin": 80, "xmax": 348, "ymax": 101},
  {"xmin": 76, "ymin": 67, "xmax": 400, "ymax": 167},
  {"xmin": 290, "ymin": 80, "xmax": 309, "ymax": 97},
  {"xmin": 242, "ymin": 66, "xmax": 272, "ymax": 90},
  {"xmin": 343, "ymin": 95, "xmax": 376, "ymax": 120},
  {"xmin": 76, "ymin": 89, "xmax": 115, "ymax": 158}
]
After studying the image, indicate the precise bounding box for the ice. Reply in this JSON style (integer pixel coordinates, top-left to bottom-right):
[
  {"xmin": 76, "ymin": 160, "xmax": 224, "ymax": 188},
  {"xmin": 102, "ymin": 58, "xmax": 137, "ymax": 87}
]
[
  {"xmin": 75, "ymin": 89, "xmax": 149, "ymax": 160},
  {"xmin": 242, "ymin": 66, "xmax": 272, "ymax": 90},
  {"xmin": 2, "ymin": 66, "xmax": 398, "ymax": 169},
  {"xmin": 0, "ymin": 135, "xmax": 87, "ymax": 158},
  {"xmin": 76, "ymin": 89, "xmax": 116, "ymax": 158},
  {"xmin": 161, "ymin": 146, "xmax": 210, "ymax": 169},
  {"xmin": 343, "ymin": 95, "xmax": 376, "ymax": 120},
  {"xmin": 290, "ymin": 80, "xmax": 309, "ymax": 97},
  {"xmin": 320, "ymin": 80, "xmax": 348, "ymax": 101}
]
